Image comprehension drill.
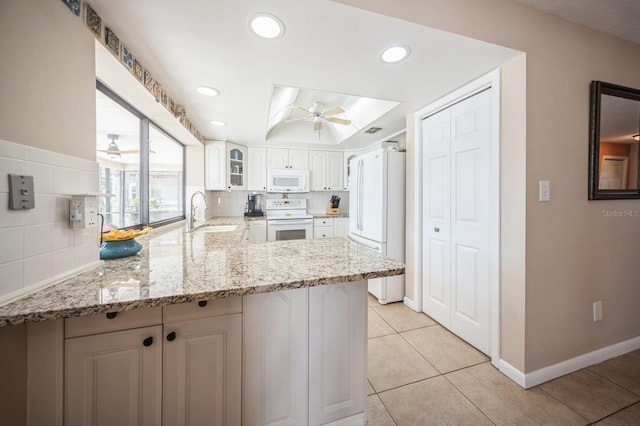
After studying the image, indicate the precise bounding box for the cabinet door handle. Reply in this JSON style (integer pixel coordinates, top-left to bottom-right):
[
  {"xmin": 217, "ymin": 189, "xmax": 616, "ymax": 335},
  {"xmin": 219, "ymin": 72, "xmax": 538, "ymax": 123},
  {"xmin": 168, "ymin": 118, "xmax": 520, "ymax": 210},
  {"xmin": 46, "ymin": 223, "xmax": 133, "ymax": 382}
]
[
  {"xmin": 106, "ymin": 312, "xmax": 118, "ymax": 319},
  {"xmin": 143, "ymin": 337, "xmax": 154, "ymax": 347},
  {"xmin": 434, "ymin": 227, "xmax": 440, "ymax": 232},
  {"xmin": 166, "ymin": 332, "xmax": 176, "ymax": 342},
  {"xmin": 198, "ymin": 300, "xmax": 208, "ymax": 308}
]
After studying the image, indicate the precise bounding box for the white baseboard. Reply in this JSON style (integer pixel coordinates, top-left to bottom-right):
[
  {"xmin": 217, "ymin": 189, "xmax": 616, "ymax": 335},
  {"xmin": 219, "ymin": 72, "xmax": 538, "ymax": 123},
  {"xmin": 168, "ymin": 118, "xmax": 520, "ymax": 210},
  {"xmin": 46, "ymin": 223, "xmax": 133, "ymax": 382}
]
[
  {"xmin": 0, "ymin": 260, "xmax": 103, "ymax": 306},
  {"xmin": 498, "ymin": 359, "xmax": 527, "ymax": 388},
  {"xmin": 403, "ymin": 296, "xmax": 419, "ymax": 312},
  {"xmin": 499, "ymin": 335, "xmax": 640, "ymax": 389},
  {"xmin": 324, "ymin": 412, "xmax": 365, "ymax": 425}
]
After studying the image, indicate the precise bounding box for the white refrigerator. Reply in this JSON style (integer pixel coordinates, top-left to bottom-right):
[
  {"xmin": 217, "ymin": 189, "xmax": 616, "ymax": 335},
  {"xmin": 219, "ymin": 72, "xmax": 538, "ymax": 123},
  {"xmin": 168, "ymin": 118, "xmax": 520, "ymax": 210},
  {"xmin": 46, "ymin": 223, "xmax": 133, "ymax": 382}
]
[{"xmin": 349, "ymin": 148, "xmax": 405, "ymax": 304}]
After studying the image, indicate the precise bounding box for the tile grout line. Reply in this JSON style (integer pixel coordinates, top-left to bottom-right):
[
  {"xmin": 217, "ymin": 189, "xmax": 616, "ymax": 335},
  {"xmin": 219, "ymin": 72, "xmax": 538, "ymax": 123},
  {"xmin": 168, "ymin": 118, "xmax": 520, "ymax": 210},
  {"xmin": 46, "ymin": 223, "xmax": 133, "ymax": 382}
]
[{"xmin": 534, "ymin": 384, "xmax": 591, "ymax": 424}]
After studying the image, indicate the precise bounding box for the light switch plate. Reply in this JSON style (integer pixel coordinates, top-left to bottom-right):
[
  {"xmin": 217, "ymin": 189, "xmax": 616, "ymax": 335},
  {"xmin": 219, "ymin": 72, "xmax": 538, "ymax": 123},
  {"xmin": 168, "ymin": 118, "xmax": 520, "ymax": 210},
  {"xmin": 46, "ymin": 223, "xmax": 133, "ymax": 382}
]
[
  {"xmin": 539, "ymin": 180, "xmax": 550, "ymax": 202},
  {"xmin": 8, "ymin": 174, "xmax": 35, "ymax": 210}
]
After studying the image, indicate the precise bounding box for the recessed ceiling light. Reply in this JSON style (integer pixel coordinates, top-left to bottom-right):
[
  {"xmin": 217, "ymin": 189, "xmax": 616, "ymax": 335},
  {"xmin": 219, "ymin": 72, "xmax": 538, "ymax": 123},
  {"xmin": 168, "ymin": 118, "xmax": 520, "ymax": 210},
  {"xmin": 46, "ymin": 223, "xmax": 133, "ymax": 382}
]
[
  {"xmin": 380, "ymin": 46, "xmax": 410, "ymax": 63},
  {"xmin": 248, "ymin": 13, "xmax": 285, "ymax": 39},
  {"xmin": 210, "ymin": 120, "xmax": 227, "ymax": 126},
  {"xmin": 196, "ymin": 86, "xmax": 220, "ymax": 97}
]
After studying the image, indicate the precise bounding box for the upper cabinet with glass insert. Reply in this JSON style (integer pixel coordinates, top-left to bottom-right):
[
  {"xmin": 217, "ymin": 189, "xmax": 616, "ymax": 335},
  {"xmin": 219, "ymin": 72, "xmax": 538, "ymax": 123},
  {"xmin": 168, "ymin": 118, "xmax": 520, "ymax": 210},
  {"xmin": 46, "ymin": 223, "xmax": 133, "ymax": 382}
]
[{"xmin": 205, "ymin": 141, "xmax": 247, "ymax": 190}]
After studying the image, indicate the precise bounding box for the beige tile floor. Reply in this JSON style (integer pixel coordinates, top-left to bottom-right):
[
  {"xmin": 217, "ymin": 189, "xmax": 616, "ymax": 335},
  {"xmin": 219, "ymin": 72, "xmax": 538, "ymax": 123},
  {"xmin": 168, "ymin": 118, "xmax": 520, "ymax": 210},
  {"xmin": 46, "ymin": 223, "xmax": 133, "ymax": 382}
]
[{"xmin": 366, "ymin": 294, "xmax": 640, "ymax": 425}]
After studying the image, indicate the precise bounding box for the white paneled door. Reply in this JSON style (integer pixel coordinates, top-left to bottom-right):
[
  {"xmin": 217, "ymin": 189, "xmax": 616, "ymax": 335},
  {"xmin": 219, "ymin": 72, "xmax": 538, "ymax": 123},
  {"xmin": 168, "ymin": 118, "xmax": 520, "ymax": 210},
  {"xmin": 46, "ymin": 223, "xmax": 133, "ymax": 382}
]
[{"xmin": 422, "ymin": 88, "xmax": 491, "ymax": 355}]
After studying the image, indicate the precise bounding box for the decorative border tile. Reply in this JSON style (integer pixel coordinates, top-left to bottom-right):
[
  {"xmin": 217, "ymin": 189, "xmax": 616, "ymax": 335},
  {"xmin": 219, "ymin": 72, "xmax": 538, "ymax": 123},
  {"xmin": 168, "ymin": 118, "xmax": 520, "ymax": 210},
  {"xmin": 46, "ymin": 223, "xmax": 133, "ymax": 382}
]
[
  {"xmin": 160, "ymin": 90, "xmax": 168, "ymax": 107},
  {"xmin": 144, "ymin": 70, "xmax": 153, "ymax": 90},
  {"xmin": 121, "ymin": 45, "xmax": 134, "ymax": 72},
  {"xmin": 104, "ymin": 27, "xmax": 120, "ymax": 58},
  {"xmin": 84, "ymin": 3, "xmax": 102, "ymax": 39},
  {"xmin": 133, "ymin": 59, "xmax": 143, "ymax": 82},
  {"xmin": 62, "ymin": 0, "xmax": 81, "ymax": 16}
]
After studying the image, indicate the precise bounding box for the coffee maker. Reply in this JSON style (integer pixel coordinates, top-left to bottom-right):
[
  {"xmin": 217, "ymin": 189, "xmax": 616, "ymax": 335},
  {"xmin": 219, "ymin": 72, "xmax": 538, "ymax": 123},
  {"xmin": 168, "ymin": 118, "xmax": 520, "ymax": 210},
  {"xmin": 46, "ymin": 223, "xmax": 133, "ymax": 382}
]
[{"xmin": 245, "ymin": 193, "xmax": 263, "ymax": 217}]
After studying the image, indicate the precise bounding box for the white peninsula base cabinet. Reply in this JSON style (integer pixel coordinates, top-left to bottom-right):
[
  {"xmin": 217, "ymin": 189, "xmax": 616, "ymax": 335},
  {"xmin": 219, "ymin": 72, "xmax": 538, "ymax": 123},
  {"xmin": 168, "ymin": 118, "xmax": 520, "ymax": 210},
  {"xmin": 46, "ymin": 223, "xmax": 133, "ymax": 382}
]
[{"xmin": 26, "ymin": 280, "xmax": 368, "ymax": 426}]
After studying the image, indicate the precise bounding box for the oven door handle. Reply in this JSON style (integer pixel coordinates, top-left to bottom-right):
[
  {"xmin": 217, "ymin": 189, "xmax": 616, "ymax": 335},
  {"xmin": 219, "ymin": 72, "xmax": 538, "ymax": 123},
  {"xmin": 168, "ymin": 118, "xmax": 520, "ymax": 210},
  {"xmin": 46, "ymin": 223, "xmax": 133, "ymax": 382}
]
[{"xmin": 268, "ymin": 220, "xmax": 313, "ymax": 225}]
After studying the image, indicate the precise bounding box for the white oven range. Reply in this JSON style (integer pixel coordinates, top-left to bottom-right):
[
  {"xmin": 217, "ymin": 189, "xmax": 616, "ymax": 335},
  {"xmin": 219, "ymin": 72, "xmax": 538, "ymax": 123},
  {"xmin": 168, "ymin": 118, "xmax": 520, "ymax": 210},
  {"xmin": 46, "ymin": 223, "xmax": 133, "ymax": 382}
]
[{"xmin": 266, "ymin": 198, "xmax": 313, "ymax": 241}]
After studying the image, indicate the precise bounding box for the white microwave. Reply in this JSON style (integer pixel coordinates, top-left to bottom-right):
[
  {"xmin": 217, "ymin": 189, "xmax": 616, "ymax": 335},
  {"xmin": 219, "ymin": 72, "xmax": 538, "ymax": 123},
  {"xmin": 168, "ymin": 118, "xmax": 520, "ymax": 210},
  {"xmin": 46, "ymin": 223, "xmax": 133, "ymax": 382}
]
[{"xmin": 267, "ymin": 169, "xmax": 310, "ymax": 193}]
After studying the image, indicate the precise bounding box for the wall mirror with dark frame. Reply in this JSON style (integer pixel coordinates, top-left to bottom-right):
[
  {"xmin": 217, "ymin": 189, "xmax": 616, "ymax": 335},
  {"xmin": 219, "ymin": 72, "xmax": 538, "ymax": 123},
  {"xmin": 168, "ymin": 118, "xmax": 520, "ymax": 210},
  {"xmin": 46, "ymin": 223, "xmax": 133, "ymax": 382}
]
[{"xmin": 589, "ymin": 81, "xmax": 640, "ymax": 200}]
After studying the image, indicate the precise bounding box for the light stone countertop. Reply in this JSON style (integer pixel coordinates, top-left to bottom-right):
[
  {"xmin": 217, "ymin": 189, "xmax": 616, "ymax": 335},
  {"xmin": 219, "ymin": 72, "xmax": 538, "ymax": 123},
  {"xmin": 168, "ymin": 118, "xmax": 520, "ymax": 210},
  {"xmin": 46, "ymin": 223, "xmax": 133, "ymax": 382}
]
[{"xmin": 0, "ymin": 217, "xmax": 403, "ymax": 326}]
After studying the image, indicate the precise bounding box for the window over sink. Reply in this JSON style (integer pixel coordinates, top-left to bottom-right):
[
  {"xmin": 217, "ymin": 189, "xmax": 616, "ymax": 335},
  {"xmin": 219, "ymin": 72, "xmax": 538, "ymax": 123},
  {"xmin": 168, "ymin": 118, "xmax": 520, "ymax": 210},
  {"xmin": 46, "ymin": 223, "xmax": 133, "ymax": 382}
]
[{"xmin": 96, "ymin": 81, "xmax": 185, "ymax": 229}]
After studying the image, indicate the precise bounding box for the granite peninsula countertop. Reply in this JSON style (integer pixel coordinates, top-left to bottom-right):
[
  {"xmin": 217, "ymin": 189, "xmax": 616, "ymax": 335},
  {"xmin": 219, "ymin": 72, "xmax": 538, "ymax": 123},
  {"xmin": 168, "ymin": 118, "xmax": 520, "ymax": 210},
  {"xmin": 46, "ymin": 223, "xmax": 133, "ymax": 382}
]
[{"xmin": 0, "ymin": 216, "xmax": 403, "ymax": 326}]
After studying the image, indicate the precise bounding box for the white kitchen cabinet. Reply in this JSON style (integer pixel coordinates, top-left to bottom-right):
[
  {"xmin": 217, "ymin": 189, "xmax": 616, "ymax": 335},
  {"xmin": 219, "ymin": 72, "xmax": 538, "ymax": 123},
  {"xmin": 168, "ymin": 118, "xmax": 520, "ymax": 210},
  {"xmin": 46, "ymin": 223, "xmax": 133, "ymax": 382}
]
[
  {"xmin": 309, "ymin": 280, "xmax": 367, "ymax": 425},
  {"xmin": 248, "ymin": 146, "xmax": 267, "ymax": 191},
  {"xmin": 205, "ymin": 141, "xmax": 247, "ymax": 190},
  {"xmin": 243, "ymin": 288, "xmax": 309, "ymax": 426},
  {"xmin": 267, "ymin": 147, "xmax": 309, "ymax": 169},
  {"xmin": 313, "ymin": 217, "xmax": 349, "ymax": 238},
  {"xmin": 64, "ymin": 299, "xmax": 242, "ymax": 426},
  {"xmin": 243, "ymin": 282, "xmax": 367, "ymax": 426},
  {"xmin": 334, "ymin": 217, "xmax": 349, "ymax": 237},
  {"xmin": 309, "ymin": 150, "xmax": 344, "ymax": 191},
  {"xmin": 163, "ymin": 314, "xmax": 242, "ymax": 426},
  {"xmin": 314, "ymin": 217, "xmax": 335, "ymax": 239},
  {"xmin": 65, "ymin": 325, "xmax": 163, "ymax": 426},
  {"xmin": 242, "ymin": 220, "xmax": 267, "ymax": 243}
]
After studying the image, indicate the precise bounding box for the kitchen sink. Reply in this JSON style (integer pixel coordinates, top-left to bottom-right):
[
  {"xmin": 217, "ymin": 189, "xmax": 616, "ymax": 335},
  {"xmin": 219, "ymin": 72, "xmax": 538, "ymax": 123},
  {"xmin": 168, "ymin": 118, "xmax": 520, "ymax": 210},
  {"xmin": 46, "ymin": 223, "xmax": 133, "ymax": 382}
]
[{"xmin": 193, "ymin": 224, "xmax": 238, "ymax": 233}]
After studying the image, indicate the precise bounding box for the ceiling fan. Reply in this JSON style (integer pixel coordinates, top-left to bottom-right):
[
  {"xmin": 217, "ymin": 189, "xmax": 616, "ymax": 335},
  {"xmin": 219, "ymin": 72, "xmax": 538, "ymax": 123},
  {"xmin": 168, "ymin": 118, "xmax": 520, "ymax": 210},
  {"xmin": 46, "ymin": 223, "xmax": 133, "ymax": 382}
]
[
  {"xmin": 288, "ymin": 101, "xmax": 351, "ymax": 131},
  {"xmin": 97, "ymin": 134, "xmax": 155, "ymax": 158}
]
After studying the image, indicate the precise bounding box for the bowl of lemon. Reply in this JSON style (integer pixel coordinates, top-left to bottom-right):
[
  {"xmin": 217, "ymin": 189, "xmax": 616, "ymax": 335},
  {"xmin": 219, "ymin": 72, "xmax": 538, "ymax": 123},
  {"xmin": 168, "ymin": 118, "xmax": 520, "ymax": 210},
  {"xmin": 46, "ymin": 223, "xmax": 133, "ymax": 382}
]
[{"xmin": 100, "ymin": 226, "xmax": 152, "ymax": 260}]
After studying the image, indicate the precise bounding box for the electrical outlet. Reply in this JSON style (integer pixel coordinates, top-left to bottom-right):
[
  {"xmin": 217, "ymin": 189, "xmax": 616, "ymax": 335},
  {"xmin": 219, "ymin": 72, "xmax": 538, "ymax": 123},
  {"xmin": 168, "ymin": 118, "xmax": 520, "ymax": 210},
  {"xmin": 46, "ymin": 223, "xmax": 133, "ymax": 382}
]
[
  {"xmin": 70, "ymin": 196, "xmax": 98, "ymax": 229},
  {"xmin": 593, "ymin": 301, "xmax": 602, "ymax": 322}
]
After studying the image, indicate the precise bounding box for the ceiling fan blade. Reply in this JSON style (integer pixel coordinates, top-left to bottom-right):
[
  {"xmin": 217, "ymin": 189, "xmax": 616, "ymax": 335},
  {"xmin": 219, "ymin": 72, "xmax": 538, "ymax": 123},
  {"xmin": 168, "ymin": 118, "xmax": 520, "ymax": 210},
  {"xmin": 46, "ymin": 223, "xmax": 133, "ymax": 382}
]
[
  {"xmin": 284, "ymin": 117, "xmax": 308, "ymax": 123},
  {"xmin": 323, "ymin": 106, "xmax": 345, "ymax": 116},
  {"xmin": 296, "ymin": 106, "xmax": 311, "ymax": 114},
  {"xmin": 327, "ymin": 117, "xmax": 351, "ymax": 126},
  {"xmin": 314, "ymin": 120, "xmax": 322, "ymax": 131}
]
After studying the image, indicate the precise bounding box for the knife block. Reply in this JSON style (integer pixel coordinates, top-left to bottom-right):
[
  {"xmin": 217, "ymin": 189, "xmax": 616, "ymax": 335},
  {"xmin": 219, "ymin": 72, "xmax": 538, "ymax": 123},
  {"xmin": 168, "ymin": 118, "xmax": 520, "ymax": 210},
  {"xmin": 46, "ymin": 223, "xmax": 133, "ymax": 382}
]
[{"xmin": 326, "ymin": 203, "xmax": 340, "ymax": 216}]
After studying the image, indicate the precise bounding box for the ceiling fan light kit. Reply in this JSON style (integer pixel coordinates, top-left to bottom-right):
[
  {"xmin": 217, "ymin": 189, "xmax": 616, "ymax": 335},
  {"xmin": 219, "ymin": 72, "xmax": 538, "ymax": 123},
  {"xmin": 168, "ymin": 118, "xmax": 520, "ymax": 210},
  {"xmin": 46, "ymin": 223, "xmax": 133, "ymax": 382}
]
[{"xmin": 292, "ymin": 101, "xmax": 352, "ymax": 132}]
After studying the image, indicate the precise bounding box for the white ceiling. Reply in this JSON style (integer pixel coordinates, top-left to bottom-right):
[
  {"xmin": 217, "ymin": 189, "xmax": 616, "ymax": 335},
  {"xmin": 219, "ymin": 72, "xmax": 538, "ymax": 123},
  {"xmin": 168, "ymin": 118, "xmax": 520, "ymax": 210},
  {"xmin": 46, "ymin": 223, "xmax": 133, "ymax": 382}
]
[
  {"xmin": 513, "ymin": 0, "xmax": 640, "ymax": 46},
  {"xmin": 89, "ymin": 0, "xmax": 519, "ymax": 150}
]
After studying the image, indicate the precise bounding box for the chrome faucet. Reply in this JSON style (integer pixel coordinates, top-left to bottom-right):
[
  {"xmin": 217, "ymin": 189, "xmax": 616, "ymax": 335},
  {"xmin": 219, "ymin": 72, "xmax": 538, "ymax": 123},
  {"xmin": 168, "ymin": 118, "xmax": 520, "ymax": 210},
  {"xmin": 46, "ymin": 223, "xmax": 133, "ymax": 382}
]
[{"xmin": 188, "ymin": 191, "xmax": 208, "ymax": 230}]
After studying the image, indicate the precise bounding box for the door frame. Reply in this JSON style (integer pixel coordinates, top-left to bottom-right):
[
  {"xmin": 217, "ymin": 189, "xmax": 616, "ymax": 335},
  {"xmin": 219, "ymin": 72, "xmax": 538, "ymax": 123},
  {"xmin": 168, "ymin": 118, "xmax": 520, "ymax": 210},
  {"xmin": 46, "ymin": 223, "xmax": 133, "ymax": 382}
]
[{"xmin": 410, "ymin": 68, "xmax": 501, "ymax": 366}]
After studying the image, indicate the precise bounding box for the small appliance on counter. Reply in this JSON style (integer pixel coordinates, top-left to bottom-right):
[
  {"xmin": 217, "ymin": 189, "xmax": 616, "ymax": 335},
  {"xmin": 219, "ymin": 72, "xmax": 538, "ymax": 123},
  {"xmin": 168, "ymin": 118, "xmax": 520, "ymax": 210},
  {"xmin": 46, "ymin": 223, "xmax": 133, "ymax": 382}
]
[{"xmin": 244, "ymin": 193, "xmax": 264, "ymax": 217}]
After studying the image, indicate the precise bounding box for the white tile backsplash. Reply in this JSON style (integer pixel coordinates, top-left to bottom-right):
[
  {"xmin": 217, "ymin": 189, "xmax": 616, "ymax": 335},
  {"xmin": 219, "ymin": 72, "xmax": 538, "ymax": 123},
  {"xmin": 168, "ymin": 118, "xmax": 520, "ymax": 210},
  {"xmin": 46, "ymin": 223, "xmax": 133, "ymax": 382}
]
[
  {"xmin": 0, "ymin": 228, "xmax": 24, "ymax": 263},
  {"xmin": 51, "ymin": 247, "xmax": 75, "ymax": 276},
  {"xmin": 23, "ymin": 253, "xmax": 52, "ymax": 287},
  {"xmin": 0, "ymin": 194, "xmax": 24, "ymax": 228},
  {"xmin": 29, "ymin": 146, "xmax": 66, "ymax": 167},
  {"xmin": 0, "ymin": 139, "xmax": 99, "ymax": 298},
  {"xmin": 24, "ymin": 194, "xmax": 56, "ymax": 226},
  {"xmin": 0, "ymin": 261, "xmax": 23, "ymax": 295},
  {"xmin": 24, "ymin": 224, "xmax": 53, "ymax": 257},
  {"xmin": 52, "ymin": 166, "xmax": 75, "ymax": 195},
  {"xmin": 24, "ymin": 161, "xmax": 53, "ymax": 194},
  {"xmin": 0, "ymin": 139, "xmax": 28, "ymax": 159},
  {"xmin": 0, "ymin": 157, "xmax": 25, "ymax": 192}
]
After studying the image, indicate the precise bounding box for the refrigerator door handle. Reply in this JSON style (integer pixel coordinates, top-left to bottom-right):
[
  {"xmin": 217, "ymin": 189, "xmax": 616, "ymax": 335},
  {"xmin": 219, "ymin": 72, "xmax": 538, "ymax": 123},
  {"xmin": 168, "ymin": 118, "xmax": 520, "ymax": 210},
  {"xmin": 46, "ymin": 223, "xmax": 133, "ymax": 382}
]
[{"xmin": 358, "ymin": 159, "xmax": 364, "ymax": 231}]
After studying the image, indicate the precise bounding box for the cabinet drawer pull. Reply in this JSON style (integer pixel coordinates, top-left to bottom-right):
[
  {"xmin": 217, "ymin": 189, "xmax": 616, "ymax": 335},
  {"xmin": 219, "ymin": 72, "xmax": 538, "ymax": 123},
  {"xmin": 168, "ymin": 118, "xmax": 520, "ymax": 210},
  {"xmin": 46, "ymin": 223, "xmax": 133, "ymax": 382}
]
[
  {"xmin": 166, "ymin": 332, "xmax": 176, "ymax": 342},
  {"xmin": 143, "ymin": 336, "xmax": 154, "ymax": 347},
  {"xmin": 105, "ymin": 312, "xmax": 118, "ymax": 320},
  {"xmin": 198, "ymin": 300, "xmax": 208, "ymax": 308}
]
